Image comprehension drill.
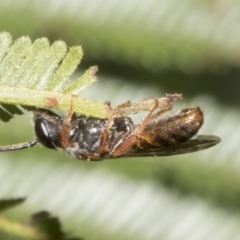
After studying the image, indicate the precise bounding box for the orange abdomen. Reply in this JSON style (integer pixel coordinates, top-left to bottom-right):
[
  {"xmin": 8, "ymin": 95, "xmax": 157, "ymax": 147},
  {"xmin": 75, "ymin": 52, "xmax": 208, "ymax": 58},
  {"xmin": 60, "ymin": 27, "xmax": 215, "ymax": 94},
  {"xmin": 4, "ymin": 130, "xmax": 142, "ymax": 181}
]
[{"xmin": 134, "ymin": 107, "xmax": 204, "ymax": 149}]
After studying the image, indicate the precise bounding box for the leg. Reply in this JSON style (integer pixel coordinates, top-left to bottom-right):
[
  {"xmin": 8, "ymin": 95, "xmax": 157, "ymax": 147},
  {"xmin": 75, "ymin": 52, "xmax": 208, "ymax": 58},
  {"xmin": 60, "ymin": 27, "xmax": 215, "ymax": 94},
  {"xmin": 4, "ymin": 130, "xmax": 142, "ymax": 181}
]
[
  {"xmin": 114, "ymin": 94, "xmax": 181, "ymax": 117},
  {"xmin": 60, "ymin": 96, "xmax": 75, "ymax": 149},
  {"xmin": 109, "ymin": 100, "xmax": 159, "ymax": 157},
  {"xmin": 147, "ymin": 107, "xmax": 174, "ymax": 131},
  {"xmin": 98, "ymin": 101, "xmax": 132, "ymax": 155}
]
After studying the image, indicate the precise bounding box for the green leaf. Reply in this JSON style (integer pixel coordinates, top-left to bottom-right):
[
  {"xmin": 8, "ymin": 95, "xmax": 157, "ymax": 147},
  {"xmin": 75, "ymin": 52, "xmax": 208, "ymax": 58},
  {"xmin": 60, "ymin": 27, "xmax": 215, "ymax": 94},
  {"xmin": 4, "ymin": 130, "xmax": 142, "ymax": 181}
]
[
  {"xmin": 31, "ymin": 211, "xmax": 83, "ymax": 240},
  {"xmin": 0, "ymin": 208, "xmax": 83, "ymax": 240},
  {"xmin": 0, "ymin": 198, "xmax": 25, "ymax": 213},
  {"xmin": 0, "ymin": 32, "xmax": 109, "ymax": 122}
]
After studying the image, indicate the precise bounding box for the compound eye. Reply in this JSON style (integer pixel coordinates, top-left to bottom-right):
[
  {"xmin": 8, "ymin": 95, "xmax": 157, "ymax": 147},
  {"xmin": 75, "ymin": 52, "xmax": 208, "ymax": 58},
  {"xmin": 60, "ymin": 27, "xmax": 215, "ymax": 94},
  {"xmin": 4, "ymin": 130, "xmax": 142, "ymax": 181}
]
[{"xmin": 35, "ymin": 121, "xmax": 56, "ymax": 149}]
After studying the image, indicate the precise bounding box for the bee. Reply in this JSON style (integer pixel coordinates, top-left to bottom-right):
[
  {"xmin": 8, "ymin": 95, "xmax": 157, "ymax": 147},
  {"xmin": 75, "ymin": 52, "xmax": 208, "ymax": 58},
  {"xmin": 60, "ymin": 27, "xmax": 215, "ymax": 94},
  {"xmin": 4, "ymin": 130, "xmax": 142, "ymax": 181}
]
[{"xmin": 0, "ymin": 95, "xmax": 221, "ymax": 160}]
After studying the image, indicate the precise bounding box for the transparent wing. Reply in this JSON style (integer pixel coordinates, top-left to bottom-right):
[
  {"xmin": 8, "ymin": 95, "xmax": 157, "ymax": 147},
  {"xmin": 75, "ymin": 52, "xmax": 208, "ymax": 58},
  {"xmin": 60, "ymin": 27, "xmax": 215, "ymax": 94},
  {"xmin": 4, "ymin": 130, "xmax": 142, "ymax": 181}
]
[{"xmin": 115, "ymin": 135, "xmax": 221, "ymax": 159}]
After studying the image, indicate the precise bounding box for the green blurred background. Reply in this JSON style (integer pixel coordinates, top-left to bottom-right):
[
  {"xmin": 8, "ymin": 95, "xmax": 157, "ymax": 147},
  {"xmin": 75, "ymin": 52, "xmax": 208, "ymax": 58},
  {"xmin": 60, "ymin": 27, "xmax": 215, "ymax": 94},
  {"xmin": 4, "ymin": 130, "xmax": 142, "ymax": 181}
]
[{"xmin": 0, "ymin": 1, "xmax": 240, "ymax": 240}]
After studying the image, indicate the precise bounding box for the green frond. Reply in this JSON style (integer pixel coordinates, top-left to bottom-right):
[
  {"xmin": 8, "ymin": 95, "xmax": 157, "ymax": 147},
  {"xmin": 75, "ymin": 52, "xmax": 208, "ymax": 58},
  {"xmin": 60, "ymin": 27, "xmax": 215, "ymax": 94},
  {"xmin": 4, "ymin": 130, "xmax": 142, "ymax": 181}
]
[{"xmin": 0, "ymin": 32, "xmax": 107, "ymax": 122}]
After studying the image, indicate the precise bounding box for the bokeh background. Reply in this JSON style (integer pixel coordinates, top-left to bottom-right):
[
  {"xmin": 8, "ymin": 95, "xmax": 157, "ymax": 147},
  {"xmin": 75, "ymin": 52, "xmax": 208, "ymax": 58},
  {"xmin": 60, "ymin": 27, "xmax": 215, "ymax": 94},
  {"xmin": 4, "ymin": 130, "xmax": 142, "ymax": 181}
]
[{"xmin": 0, "ymin": 0, "xmax": 240, "ymax": 239}]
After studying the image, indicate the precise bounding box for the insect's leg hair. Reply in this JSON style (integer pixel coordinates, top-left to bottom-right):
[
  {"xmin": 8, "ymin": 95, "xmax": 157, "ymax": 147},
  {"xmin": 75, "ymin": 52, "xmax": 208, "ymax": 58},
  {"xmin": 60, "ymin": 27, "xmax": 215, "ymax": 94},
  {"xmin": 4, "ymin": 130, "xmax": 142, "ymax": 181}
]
[{"xmin": 0, "ymin": 139, "xmax": 38, "ymax": 152}]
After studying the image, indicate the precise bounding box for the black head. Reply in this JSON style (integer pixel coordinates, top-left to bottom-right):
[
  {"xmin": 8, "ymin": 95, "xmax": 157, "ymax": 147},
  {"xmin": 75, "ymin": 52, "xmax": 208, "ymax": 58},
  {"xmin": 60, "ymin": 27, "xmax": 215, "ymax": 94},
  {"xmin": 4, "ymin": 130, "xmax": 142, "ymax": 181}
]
[{"xmin": 33, "ymin": 109, "xmax": 63, "ymax": 149}]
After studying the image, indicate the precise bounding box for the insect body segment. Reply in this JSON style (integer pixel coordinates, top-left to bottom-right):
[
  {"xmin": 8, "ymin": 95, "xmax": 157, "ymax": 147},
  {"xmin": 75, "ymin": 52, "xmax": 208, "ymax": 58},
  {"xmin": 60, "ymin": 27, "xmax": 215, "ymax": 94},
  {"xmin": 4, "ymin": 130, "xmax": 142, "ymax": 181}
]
[
  {"xmin": 134, "ymin": 107, "xmax": 204, "ymax": 149},
  {"xmin": 64, "ymin": 115, "xmax": 134, "ymax": 160}
]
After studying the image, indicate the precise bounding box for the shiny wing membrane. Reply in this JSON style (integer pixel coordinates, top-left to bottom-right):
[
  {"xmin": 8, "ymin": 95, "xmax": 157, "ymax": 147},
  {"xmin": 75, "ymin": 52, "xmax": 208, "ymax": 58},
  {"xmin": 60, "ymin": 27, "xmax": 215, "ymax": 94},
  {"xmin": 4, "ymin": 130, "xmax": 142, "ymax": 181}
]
[{"xmin": 119, "ymin": 135, "xmax": 221, "ymax": 158}]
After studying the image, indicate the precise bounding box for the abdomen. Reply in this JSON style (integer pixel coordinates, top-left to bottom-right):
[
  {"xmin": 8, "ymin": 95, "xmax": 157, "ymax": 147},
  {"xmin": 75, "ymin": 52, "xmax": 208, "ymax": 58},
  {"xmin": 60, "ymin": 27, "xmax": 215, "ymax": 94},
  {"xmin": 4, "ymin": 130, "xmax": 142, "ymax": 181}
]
[{"xmin": 134, "ymin": 107, "xmax": 204, "ymax": 149}]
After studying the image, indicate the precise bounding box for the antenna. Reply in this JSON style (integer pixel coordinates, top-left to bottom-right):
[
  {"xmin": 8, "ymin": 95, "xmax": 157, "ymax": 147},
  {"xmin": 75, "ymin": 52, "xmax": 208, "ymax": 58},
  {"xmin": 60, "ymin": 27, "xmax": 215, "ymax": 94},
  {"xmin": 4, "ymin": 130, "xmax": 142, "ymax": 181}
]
[{"xmin": 0, "ymin": 139, "xmax": 38, "ymax": 152}]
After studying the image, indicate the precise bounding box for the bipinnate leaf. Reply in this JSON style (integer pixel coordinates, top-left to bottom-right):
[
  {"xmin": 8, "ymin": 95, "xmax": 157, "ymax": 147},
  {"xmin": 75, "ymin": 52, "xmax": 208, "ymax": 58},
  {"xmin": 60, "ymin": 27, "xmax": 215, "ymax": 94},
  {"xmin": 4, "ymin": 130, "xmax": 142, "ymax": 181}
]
[{"xmin": 0, "ymin": 32, "xmax": 109, "ymax": 122}]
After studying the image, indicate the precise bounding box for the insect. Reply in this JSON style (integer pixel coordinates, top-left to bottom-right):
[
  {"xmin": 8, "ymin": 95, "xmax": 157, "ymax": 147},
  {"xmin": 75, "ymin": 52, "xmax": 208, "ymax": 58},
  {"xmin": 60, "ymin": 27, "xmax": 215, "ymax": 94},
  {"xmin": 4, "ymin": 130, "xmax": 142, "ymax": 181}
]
[{"xmin": 0, "ymin": 95, "xmax": 221, "ymax": 160}]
